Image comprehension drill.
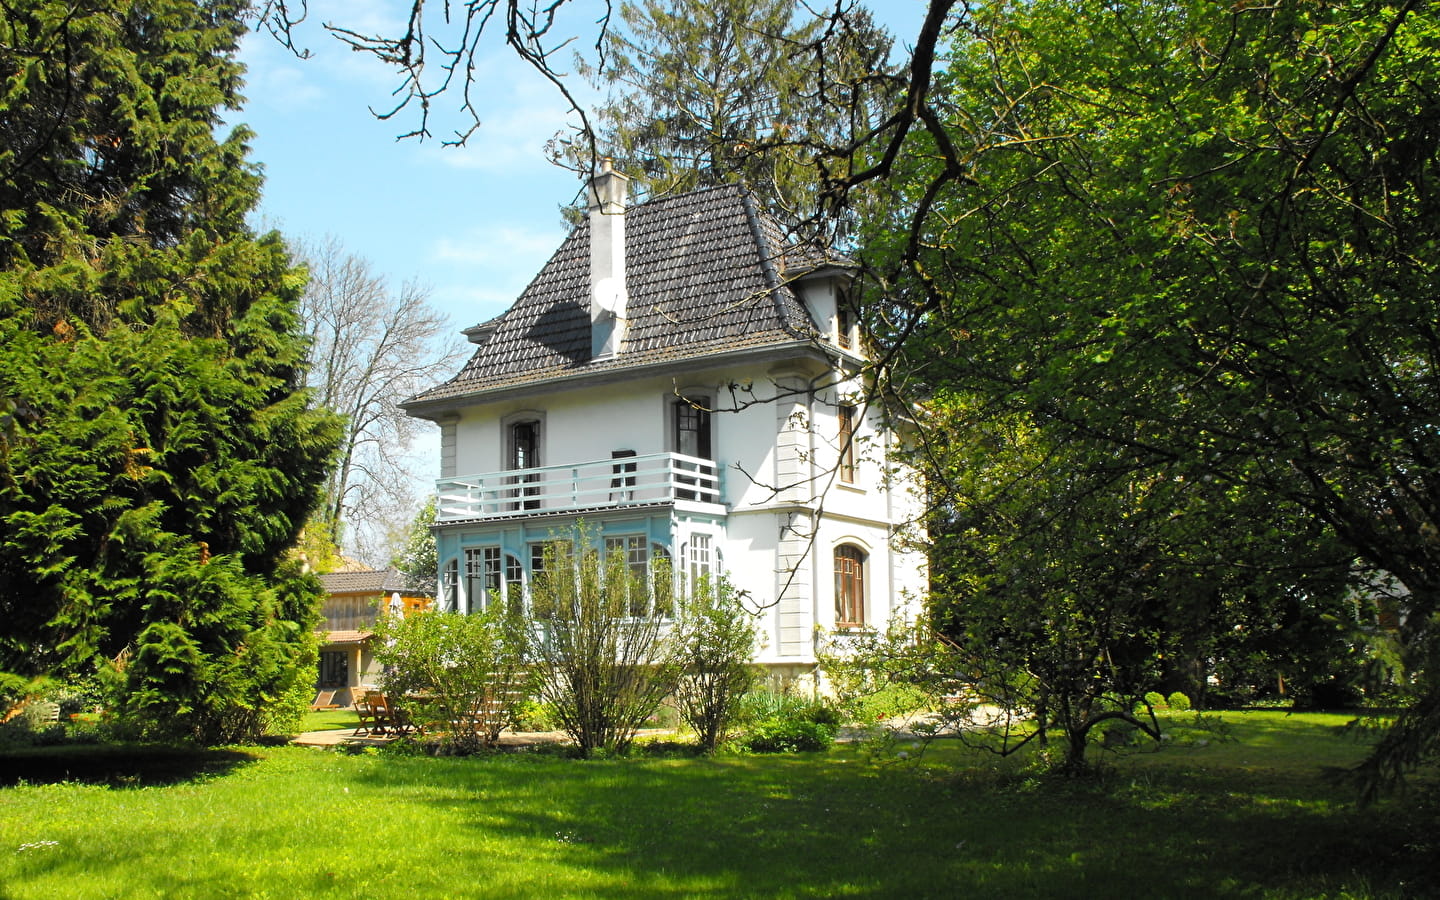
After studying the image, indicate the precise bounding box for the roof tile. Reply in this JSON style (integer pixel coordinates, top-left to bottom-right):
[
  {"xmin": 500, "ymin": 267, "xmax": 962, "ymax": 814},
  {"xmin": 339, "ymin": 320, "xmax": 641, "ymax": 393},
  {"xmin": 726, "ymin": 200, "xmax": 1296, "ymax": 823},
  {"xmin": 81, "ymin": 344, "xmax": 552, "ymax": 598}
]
[{"xmin": 407, "ymin": 184, "xmax": 841, "ymax": 407}]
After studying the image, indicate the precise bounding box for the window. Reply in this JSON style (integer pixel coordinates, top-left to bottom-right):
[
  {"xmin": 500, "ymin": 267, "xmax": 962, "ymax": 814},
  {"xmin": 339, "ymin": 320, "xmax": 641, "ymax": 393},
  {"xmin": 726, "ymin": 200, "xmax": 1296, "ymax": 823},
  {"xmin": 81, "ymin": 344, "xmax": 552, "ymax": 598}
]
[
  {"xmin": 530, "ymin": 540, "xmax": 573, "ymax": 580},
  {"xmin": 505, "ymin": 553, "xmax": 524, "ymax": 614},
  {"xmin": 443, "ymin": 559, "xmax": 459, "ymax": 611},
  {"xmin": 507, "ymin": 418, "xmax": 541, "ymax": 510},
  {"xmin": 465, "ymin": 547, "xmax": 502, "ymax": 610},
  {"xmin": 605, "ymin": 534, "xmax": 650, "ymax": 615},
  {"xmin": 837, "ymin": 297, "xmax": 853, "ymax": 349},
  {"xmin": 318, "ymin": 651, "xmax": 348, "ymax": 688},
  {"xmin": 834, "ymin": 544, "xmax": 866, "ymax": 628},
  {"xmin": 610, "ymin": 449, "xmax": 637, "ymax": 501},
  {"xmin": 672, "ymin": 396, "xmax": 714, "ymax": 501},
  {"xmin": 838, "ymin": 405, "xmax": 857, "ymax": 484},
  {"xmin": 687, "ymin": 534, "xmax": 713, "ymax": 594}
]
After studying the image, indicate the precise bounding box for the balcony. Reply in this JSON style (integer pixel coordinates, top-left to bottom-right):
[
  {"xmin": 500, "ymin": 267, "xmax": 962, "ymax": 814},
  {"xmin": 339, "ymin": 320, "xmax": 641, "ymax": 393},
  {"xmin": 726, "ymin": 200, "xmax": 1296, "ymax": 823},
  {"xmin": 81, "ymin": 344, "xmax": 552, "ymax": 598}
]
[{"xmin": 435, "ymin": 452, "xmax": 721, "ymax": 523}]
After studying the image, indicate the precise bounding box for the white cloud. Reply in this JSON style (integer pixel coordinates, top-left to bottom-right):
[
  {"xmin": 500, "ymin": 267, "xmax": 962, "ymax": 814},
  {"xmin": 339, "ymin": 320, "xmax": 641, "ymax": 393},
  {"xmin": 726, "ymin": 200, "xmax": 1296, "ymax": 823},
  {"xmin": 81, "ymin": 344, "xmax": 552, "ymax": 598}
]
[{"xmin": 431, "ymin": 224, "xmax": 564, "ymax": 268}]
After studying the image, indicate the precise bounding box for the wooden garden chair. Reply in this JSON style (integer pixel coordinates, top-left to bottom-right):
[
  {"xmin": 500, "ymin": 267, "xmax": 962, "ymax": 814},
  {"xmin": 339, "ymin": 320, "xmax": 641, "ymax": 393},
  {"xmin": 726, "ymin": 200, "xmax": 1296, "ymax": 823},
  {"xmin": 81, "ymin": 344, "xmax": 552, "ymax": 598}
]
[{"xmin": 354, "ymin": 691, "xmax": 385, "ymax": 736}]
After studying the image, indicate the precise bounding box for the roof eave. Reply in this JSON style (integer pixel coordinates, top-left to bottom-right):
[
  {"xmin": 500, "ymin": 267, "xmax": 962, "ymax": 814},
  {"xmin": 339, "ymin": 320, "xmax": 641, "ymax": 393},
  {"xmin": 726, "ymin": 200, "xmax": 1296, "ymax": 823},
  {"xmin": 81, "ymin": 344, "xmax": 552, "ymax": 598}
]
[{"xmin": 402, "ymin": 339, "xmax": 834, "ymax": 419}]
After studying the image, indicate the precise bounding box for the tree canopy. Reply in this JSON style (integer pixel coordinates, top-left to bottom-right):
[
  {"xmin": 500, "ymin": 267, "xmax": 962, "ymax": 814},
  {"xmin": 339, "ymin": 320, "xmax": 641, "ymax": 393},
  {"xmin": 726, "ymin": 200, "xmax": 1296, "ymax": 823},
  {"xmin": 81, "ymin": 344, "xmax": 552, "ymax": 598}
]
[
  {"xmin": 865, "ymin": 0, "xmax": 1440, "ymax": 791},
  {"xmin": 0, "ymin": 0, "xmax": 342, "ymax": 742},
  {"xmin": 550, "ymin": 0, "xmax": 896, "ymax": 229}
]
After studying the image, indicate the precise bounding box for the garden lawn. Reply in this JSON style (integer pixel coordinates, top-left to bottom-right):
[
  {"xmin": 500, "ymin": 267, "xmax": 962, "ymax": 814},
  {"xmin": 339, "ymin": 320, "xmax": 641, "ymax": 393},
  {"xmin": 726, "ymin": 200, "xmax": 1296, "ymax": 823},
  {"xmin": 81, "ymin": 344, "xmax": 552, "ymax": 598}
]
[{"xmin": 0, "ymin": 711, "xmax": 1434, "ymax": 899}]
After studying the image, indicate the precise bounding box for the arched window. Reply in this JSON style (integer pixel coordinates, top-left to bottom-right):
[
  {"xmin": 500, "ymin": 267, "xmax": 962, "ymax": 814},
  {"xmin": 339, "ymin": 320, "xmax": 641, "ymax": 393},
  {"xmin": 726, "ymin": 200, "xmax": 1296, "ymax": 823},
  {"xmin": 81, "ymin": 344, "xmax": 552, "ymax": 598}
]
[{"xmin": 834, "ymin": 544, "xmax": 867, "ymax": 629}]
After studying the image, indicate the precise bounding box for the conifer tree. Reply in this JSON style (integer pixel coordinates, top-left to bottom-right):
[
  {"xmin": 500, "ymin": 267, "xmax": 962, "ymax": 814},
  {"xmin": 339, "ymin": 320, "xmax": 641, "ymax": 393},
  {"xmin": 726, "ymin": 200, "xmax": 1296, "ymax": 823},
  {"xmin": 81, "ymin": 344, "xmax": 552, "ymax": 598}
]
[
  {"xmin": 0, "ymin": 0, "xmax": 343, "ymax": 743},
  {"xmin": 554, "ymin": 0, "xmax": 897, "ymax": 233}
]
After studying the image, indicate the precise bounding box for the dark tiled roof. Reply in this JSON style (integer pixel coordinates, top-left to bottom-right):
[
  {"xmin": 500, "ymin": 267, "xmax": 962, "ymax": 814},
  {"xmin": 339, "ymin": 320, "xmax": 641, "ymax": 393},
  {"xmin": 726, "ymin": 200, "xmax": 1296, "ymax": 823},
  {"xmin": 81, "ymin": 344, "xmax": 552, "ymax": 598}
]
[
  {"xmin": 406, "ymin": 184, "xmax": 843, "ymax": 408},
  {"xmin": 319, "ymin": 567, "xmax": 410, "ymax": 595}
]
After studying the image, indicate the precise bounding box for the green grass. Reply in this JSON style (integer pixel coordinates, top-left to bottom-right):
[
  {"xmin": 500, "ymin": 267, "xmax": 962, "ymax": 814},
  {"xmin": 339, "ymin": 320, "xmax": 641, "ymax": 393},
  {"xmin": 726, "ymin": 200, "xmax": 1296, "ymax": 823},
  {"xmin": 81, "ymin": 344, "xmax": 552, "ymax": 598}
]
[
  {"xmin": 298, "ymin": 707, "xmax": 360, "ymax": 733},
  {"xmin": 0, "ymin": 711, "xmax": 1434, "ymax": 899}
]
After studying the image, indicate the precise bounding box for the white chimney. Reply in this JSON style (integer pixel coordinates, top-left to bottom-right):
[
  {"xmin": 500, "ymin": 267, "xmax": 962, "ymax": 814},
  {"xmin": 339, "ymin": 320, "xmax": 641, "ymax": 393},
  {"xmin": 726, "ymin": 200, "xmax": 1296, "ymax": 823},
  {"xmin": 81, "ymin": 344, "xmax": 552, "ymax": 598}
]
[{"xmin": 588, "ymin": 159, "xmax": 629, "ymax": 358}]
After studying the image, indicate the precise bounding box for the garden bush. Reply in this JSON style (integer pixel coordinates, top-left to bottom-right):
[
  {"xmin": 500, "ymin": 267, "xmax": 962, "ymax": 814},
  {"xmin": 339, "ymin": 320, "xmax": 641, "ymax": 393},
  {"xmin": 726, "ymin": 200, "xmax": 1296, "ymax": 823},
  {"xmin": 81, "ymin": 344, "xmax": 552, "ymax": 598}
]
[
  {"xmin": 373, "ymin": 606, "xmax": 531, "ymax": 754},
  {"xmin": 742, "ymin": 718, "xmax": 837, "ymax": 753},
  {"xmin": 530, "ymin": 535, "xmax": 679, "ymax": 757},
  {"xmin": 736, "ymin": 688, "xmax": 840, "ymax": 753},
  {"xmin": 671, "ymin": 575, "xmax": 758, "ymax": 752}
]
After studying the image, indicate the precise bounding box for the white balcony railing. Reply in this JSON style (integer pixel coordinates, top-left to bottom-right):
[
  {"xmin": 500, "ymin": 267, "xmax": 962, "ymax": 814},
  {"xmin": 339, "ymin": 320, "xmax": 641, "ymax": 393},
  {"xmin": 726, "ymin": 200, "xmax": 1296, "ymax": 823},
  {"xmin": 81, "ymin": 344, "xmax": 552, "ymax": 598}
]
[{"xmin": 435, "ymin": 452, "xmax": 721, "ymax": 522}]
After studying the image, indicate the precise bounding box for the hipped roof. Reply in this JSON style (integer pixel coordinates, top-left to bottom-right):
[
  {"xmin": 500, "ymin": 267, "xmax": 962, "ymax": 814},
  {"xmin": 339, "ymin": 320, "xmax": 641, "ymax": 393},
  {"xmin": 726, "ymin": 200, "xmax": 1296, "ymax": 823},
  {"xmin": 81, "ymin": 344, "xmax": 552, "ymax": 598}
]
[{"xmin": 404, "ymin": 183, "xmax": 847, "ymax": 412}]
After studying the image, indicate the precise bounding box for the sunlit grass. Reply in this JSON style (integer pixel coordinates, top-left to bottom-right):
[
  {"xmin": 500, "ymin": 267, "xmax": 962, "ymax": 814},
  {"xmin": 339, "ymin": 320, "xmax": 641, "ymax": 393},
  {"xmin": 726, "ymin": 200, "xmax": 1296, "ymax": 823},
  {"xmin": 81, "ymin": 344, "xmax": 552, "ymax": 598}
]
[
  {"xmin": 297, "ymin": 707, "xmax": 360, "ymax": 733},
  {"xmin": 1, "ymin": 711, "xmax": 1434, "ymax": 899}
]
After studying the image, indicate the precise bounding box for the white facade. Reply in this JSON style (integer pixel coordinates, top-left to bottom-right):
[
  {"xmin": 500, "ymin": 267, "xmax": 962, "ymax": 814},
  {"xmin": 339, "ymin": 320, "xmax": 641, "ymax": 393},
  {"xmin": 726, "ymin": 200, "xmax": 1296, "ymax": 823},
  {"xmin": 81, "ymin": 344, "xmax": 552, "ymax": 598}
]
[{"xmin": 406, "ymin": 176, "xmax": 926, "ymax": 673}]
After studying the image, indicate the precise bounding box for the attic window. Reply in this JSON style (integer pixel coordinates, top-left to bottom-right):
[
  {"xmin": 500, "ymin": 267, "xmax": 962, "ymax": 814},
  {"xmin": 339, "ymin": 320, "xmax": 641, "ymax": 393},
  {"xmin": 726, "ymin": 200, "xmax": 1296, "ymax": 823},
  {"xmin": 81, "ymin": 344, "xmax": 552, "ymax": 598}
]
[{"xmin": 837, "ymin": 300, "xmax": 853, "ymax": 350}]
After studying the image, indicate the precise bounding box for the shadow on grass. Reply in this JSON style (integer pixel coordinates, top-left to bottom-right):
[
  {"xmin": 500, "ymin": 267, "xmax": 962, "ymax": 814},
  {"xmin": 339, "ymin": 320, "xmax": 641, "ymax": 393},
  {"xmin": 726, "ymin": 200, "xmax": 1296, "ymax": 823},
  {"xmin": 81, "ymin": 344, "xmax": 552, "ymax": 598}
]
[
  {"xmin": 340, "ymin": 743, "xmax": 1433, "ymax": 899},
  {"xmin": 0, "ymin": 744, "xmax": 259, "ymax": 788}
]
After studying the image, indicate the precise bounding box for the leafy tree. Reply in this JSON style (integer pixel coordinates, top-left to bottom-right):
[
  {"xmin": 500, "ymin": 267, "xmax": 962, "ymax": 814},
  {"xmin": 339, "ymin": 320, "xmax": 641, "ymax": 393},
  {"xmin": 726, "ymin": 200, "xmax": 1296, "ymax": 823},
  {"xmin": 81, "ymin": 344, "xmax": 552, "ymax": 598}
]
[
  {"xmin": 294, "ymin": 237, "xmax": 458, "ymax": 565},
  {"xmin": 918, "ymin": 399, "xmax": 1364, "ymax": 772},
  {"xmin": 856, "ymin": 0, "xmax": 1440, "ymax": 794},
  {"xmin": 391, "ymin": 494, "xmax": 440, "ymax": 594},
  {"xmin": 672, "ymin": 574, "xmax": 758, "ymax": 751},
  {"xmin": 373, "ymin": 607, "xmax": 532, "ymax": 754},
  {"xmin": 0, "ymin": 0, "xmax": 342, "ymax": 743}
]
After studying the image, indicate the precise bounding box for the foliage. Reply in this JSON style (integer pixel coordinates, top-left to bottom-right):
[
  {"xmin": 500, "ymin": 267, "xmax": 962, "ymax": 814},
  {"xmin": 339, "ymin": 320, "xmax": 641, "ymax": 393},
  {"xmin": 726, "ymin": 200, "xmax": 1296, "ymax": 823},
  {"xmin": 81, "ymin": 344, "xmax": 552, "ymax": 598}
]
[
  {"xmin": 670, "ymin": 575, "xmax": 758, "ymax": 751},
  {"xmin": 861, "ymin": 0, "xmax": 1440, "ymax": 791},
  {"xmin": 391, "ymin": 495, "xmax": 439, "ymax": 594},
  {"xmin": 373, "ymin": 608, "xmax": 532, "ymax": 754},
  {"xmin": 733, "ymin": 687, "xmax": 839, "ymax": 753},
  {"xmin": 508, "ymin": 699, "xmax": 561, "ymax": 733},
  {"xmin": 554, "ymin": 0, "xmax": 897, "ymax": 237},
  {"xmin": 0, "ymin": 0, "xmax": 343, "ymax": 744},
  {"xmin": 528, "ymin": 533, "xmax": 680, "ymax": 757},
  {"xmin": 294, "ymin": 237, "xmax": 458, "ymax": 564},
  {"xmin": 741, "ymin": 717, "xmax": 836, "ymax": 753}
]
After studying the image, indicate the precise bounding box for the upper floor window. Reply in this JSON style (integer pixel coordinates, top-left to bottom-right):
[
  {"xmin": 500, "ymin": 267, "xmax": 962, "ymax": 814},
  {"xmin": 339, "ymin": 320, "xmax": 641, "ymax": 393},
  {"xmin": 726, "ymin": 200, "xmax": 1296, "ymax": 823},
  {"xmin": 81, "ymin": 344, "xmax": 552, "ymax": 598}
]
[
  {"xmin": 673, "ymin": 397, "xmax": 712, "ymax": 459},
  {"xmin": 672, "ymin": 396, "xmax": 715, "ymax": 501},
  {"xmin": 838, "ymin": 405, "xmax": 857, "ymax": 484},
  {"xmin": 509, "ymin": 419, "xmax": 540, "ymax": 469},
  {"xmin": 507, "ymin": 418, "xmax": 542, "ymax": 510},
  {"xmin": 834, "ymin": 544, "xmax": 867, "ymax": 629}
]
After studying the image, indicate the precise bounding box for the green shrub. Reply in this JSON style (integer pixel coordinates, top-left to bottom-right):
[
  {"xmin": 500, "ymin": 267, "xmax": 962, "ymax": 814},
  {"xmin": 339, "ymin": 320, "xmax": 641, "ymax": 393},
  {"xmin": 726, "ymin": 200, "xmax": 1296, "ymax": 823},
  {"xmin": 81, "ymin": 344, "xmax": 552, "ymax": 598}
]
[
  {"xmin": 373, "ymin": 607, "xmax": 532, "ymax": 754},
  {"xmin": 743, "ymin": 718, "xmax": 837, "ymax": 753},
  {"xmin": 1144, "ymin": 691, "xmax": 1167, "ymax": 709},
  {"xmin": 736, "ymin": 688, "xmax": 840, "ymax": 753},
  {"xmin": 509, "ymin": 700, "xmax": 559, "ymax": 733},
  {"xmin": 1167, "ymin": 692, "xmax": 1192, "ymax": 712},
  {"xmin": 671, "ymin": 575, "xmax": 759, "ymax": 752},
  {"xmin": 736, "ymin": 689, "xmax": 836, "ymax": 727}
]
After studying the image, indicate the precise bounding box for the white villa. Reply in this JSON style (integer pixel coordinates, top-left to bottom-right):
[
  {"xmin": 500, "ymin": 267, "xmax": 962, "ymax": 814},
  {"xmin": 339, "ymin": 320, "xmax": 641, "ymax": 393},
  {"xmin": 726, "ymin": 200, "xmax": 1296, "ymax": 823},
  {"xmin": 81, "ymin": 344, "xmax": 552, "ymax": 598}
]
[{"xmin": 402, "ymin": 165, "xmax": 926, "ymax": 677}]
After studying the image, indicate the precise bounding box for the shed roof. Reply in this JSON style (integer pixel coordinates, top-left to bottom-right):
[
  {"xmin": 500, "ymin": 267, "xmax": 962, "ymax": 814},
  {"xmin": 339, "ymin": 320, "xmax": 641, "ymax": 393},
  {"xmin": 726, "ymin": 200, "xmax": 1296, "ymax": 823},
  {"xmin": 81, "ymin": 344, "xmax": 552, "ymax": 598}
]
[
  {"xmin": 405, "ymin": 183, "xmax": 846, "ymax": 411},
  {"xmin": 319, "ymin": 567, "xmax": 412, "ymax": 596}
]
